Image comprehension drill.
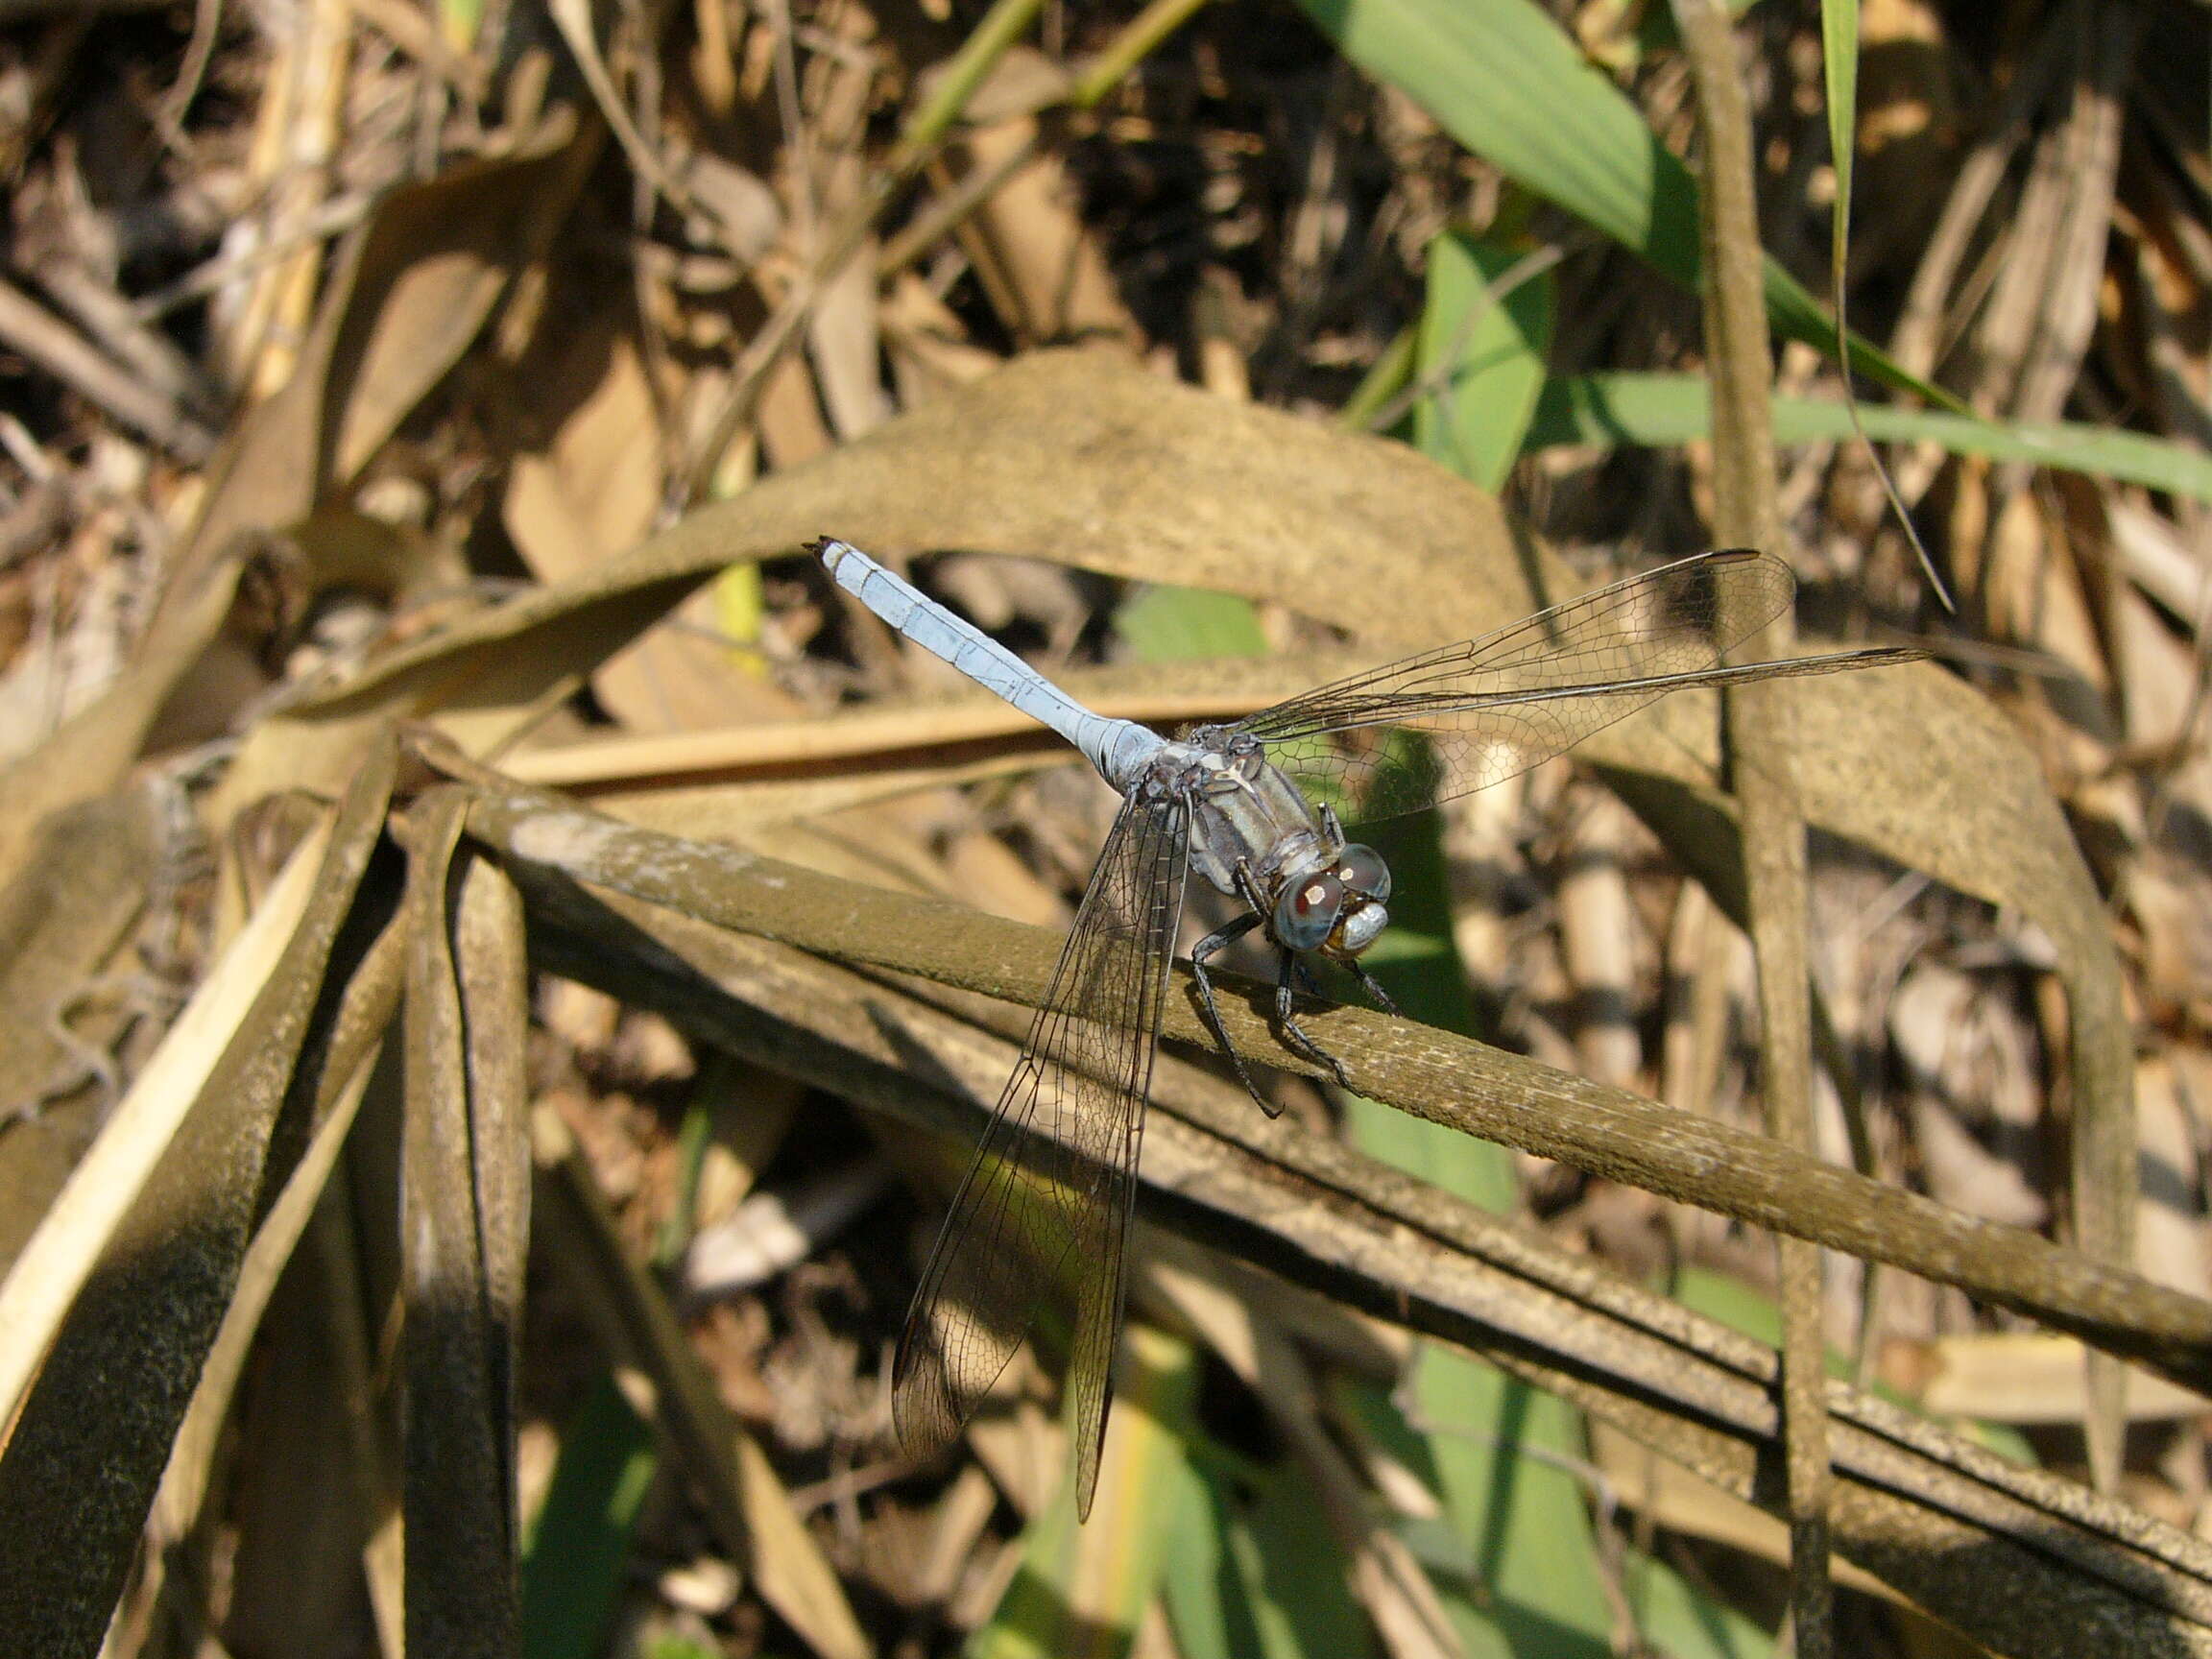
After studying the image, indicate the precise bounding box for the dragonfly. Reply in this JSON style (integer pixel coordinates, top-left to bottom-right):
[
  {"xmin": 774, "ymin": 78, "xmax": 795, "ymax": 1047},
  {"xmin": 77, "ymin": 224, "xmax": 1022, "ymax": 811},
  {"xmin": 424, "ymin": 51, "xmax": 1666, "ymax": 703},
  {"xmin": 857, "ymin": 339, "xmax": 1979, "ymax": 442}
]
[{"xmin": 813, "ymin": 536, "xmax": 1922, "ymax": 1520}]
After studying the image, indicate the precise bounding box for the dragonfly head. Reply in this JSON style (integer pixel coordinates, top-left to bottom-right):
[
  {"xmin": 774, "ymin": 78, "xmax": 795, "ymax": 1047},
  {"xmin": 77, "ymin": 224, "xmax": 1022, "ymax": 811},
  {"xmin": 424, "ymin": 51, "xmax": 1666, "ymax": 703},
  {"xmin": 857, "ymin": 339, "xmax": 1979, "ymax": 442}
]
[{"xmin": 1273, "ymin": 844, "xmax": 1392, "ymax": 957}]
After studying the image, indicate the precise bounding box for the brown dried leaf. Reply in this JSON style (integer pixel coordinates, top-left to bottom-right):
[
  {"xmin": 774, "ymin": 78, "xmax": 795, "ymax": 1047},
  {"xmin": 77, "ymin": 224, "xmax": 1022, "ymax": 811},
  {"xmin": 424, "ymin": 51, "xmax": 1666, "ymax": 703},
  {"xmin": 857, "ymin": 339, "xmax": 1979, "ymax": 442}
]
[
  {"xmin": 266, "ymin": 352, "xmax": 2126, "ymax": 1252},
  {"xmin": 503, "ymin": 330, "xmax": 776, "ymax": 733},
  {"xmin": 0, "ymin": 540, "xmax": 244, "ymax": 894},
  {"xmin": 182, "ymin": 132, "xmax": 589, "ymax": 581}
]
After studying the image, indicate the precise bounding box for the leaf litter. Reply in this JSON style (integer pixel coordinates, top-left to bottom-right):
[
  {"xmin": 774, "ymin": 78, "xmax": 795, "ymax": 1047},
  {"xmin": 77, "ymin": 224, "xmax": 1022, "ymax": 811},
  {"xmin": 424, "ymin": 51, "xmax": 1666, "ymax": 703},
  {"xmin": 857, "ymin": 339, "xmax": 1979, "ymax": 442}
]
[{"xmin": 0, "ymin": 2, "xmax": 2211, "ymax": 1655}]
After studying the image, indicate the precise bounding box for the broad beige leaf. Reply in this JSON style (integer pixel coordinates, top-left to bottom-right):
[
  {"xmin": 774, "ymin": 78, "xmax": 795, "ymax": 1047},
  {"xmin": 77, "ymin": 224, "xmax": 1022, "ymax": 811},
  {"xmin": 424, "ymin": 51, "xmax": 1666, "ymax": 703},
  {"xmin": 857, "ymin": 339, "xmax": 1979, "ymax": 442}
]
[
  {"xmin": 182, "ymin": 133, "xmax": 589, "ymax": 583},
  {"xmin": 256, "ymin": 351, "xmax": 2123, "ymax": 1263},
  {"xmin": 503, "ymin": 331, "xmax": 787, "ymax": 734}
]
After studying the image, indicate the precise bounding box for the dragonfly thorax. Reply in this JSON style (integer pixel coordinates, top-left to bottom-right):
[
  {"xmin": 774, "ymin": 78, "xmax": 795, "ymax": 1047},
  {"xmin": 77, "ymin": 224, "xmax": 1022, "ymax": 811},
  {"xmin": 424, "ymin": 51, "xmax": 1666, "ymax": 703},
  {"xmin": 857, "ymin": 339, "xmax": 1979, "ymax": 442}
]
[
  {"xmin": 1150, "ymin": 733, "xmax": 1326, "ymax": 899},
  {"xmin": 1145, "ymin": 732, "xmax": 1396, "ymax": 961}
]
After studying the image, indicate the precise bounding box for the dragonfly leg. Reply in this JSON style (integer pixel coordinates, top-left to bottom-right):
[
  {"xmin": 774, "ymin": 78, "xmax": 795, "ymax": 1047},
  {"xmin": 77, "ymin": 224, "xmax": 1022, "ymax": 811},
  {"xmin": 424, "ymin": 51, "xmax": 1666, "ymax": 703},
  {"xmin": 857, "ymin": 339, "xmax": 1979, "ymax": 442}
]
[
  {"xmin": 1226, "ymin": 861, "xmax": 1352, "ymax": 1091},
  {"xmin": 1271, "ymin": 950, "xmax": 1354, "ymax": 1090},
  {"xmin": 1347, "ymin": 959, "xmax": 1403, "ymax": 1018},
  {"xmin": 1190, "ymin": 911, "xmax": 1276, "ymax": 1115}
]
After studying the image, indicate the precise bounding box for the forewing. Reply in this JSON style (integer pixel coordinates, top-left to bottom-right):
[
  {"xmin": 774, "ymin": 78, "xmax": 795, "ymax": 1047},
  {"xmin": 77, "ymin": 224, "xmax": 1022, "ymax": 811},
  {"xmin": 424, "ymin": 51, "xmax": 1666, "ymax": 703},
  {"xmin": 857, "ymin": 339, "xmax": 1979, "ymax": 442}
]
[
  {"xmin": 1240, "ymin": 548, "xmax": 1853, "ymax": 823},
  {"xmin": 891, "ymin": 792, "xmax": 1189, "ymax": 1521}
]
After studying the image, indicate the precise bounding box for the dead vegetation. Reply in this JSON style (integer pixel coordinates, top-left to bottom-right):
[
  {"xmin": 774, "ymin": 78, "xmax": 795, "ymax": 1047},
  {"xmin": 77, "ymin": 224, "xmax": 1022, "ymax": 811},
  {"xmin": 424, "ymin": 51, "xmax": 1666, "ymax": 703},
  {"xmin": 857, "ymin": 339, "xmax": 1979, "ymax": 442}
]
[{"xmin": 2, "ymin": 0, "xmax": 2212, "ymax": 1655}]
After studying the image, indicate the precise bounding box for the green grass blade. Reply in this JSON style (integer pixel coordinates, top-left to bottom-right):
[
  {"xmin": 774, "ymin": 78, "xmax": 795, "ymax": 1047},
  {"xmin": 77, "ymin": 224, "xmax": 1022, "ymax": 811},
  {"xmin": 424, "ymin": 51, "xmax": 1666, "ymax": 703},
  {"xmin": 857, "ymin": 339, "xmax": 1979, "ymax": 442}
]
[
  {"xmin": 1289, "ymin": 0, "xmax": 1958, "ymax": 409},
  {"xmin": 1529, "ymin": 371, "xmax": 2212, "ymax": 500},
  {"xmin": 1163, "ymin": 1457, "xmax": 1369, "ymax": 1659},
  {"xmin": 520, "ymin": 1375, "xmax": 661, "ymax": 1659},
  {"xmin": 1625, "ymin": 1548, "xmax": 1775, "ymax": 1657},
  {"xmin": 1340, "ymin": 323, "xmax": 1419, "ymax": 434},
  {"xmin": 970, "ymin": 1325, "xmax": 1202, "ymax": 1659},
  {"xmin": 1158, "ymin": 1470, "xmax": 1244, "ymax": 1659},
  {"xmin": 1821, "ymin": 0, "xmax": 1860, "ymax": 254},
  {"xmin": 1816, "ymin": 0, "xmax": 1952, "ymax": 607},
  {"xmin": 1413, "ymin": 232, "xmax": 1556, "ymax": 493},
  {"xmin": 1334, "ymin": 737, "xmax": 1611, "ymax": 1651}
]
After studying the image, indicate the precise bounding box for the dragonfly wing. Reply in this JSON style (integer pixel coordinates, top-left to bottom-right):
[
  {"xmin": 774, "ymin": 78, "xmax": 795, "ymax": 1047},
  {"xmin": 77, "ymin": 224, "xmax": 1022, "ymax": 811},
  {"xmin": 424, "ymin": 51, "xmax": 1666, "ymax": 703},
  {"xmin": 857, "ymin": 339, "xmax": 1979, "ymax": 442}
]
[
  {"xmin": 892, "ymin": 791, "xmax": 1190, "ymax": 1522},
  {"xmin": 1240, "ymin": 548, "xmax": 1889, "ymax": 824}
]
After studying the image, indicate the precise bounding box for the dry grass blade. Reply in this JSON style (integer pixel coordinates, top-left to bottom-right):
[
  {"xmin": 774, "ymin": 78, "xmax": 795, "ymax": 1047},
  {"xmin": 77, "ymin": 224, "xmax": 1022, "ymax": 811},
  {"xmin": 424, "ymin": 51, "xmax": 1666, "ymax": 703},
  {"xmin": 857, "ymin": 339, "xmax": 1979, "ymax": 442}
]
[
  {"xmin": 0, "ymin": 733, "xmax": 397, "ymax": 1655},
  {"xmin": 449, "ymin": 776, "xmax": 2212, "ymax": 1389},
  {"xmin": 482, "ymin": 807, "xmax": 2212, "ymax": 1655},
  {"xmin": 457, "ymin": 834, "xmax": 534, "ymax": 1432},
  {"xmin": 1674, "ymin": 0, "xmax": 1833, "ymax": 1643},
  {"xmin": 399, "ymin": 787, "xmax": 524, "ymax": 1655},
  {"xmin": 123, "ymin": 917, "xmax": 403, "ymax": 1650}
]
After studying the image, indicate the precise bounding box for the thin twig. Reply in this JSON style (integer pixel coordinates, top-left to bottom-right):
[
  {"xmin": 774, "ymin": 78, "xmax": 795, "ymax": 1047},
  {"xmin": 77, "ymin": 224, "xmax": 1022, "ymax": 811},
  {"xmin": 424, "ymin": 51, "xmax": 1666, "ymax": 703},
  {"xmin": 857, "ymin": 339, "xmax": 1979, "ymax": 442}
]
[
  {"xmin": 131, "ymin": 189, "xmax": 375, "ymax": 322},
  {"xmin": 875, "ymin": 130, "xmax": 1041, "ymax": 281},
  {"xmin": 156, "ymin": 0, "xmax": 223, "ymax": 135},
  {"xmin": 0, "ymin": 275, "xmax": 214, "ymax": 460}
]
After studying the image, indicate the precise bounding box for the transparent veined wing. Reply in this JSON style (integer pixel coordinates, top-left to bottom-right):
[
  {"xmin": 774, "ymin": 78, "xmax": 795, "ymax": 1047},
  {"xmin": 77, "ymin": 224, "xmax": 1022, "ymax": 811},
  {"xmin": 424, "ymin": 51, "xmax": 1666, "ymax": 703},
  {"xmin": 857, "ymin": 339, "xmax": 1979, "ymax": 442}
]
[
  {"xmin": 892, "ymin": 791, "xmax": 1189, "ymax": 1521},
  {"xmin": 1236, "ymin": 548, "xmax": 1919, "ymax": 825}
]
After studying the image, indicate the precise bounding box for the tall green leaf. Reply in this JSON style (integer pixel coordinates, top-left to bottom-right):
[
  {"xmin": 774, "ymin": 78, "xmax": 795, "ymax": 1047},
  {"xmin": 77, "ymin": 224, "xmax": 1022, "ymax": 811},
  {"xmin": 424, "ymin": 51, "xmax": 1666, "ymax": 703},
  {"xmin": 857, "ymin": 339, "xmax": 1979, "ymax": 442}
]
[
  {"xmin": 1413, "ymin": 232, "xmax": 1556, "ymax": 493},
  {"xmin": 1289, "ymin": 0, "xmax": 1960, "ymax": 409},
  {"xmin": 521, "ymin": 1376, "xmax": 661, "ymax": 1659}
]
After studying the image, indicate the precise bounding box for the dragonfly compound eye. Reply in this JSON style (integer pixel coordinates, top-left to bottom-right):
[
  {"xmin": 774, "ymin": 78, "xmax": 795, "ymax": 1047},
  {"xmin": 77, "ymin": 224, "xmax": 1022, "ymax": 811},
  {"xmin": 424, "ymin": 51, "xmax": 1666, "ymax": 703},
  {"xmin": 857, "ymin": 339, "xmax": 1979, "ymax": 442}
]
[
  {"xmin": 1334, "ymin": 844, "xmax": 1391, "ymax": 902},
  {"xmin": 1274, "ymin": 868, "xmax": 1346, "ymax": 952}
]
